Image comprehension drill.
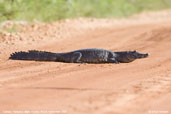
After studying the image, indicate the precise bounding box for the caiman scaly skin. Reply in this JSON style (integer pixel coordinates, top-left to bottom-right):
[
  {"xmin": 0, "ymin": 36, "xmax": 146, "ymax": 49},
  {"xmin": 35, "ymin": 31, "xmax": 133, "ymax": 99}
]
[{"xmin": 9, "ymin": 48, "xmax": 149, "ymax": 64}]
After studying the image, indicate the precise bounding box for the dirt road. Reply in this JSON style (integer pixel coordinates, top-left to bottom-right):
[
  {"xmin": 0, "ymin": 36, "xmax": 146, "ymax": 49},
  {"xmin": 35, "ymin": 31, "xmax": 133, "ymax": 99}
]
[{"xmin": 0, "ymin": 10, "xmax": 171, "ymax": 114}]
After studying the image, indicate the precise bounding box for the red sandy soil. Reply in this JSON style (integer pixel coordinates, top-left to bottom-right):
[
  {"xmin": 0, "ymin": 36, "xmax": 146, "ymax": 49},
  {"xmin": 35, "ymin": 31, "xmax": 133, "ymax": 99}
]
[{"xmin": 0, "ymin": 10, "xmax": 171, "ymax": 114}]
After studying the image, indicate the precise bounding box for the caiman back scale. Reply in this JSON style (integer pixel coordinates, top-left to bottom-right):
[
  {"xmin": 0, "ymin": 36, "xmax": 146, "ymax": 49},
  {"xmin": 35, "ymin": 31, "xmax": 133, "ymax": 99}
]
[{"xmin": 9, "ymin": 48, "xmax": 149, "ymax": 64}]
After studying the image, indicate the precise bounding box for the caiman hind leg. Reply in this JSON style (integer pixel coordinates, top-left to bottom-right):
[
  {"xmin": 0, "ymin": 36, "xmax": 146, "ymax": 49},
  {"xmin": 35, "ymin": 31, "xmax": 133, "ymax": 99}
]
[{"xmin": 72, "ymin": 52, "xmax": 82, "ymax": 63}]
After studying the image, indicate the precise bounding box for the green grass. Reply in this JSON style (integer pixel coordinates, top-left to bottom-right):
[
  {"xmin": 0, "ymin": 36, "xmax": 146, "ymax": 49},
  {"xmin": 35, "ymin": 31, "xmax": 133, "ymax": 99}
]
[{"xmin": 0, "ymin": 0, "xmax": 171, "ymax": 22}]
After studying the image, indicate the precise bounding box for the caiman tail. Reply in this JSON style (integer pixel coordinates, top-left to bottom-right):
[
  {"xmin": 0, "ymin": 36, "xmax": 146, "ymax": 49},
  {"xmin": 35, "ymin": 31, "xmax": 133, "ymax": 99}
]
[{"xmin": 9, "ymin": 50, "xmax": 59, "ymax": 61}]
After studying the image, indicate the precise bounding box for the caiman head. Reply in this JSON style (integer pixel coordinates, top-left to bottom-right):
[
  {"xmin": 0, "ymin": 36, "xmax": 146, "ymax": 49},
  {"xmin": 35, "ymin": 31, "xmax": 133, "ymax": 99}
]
[
  {"xmin": 129, "ymin": 50, "xmax": 149, "ymax": 59},
  {"xmin": 125, "ymin": 50, "xmax": 149, "ymax": 62},
  {"xmin": 115, "ymin": 50, "xmax": 149, "ymax": 63}
]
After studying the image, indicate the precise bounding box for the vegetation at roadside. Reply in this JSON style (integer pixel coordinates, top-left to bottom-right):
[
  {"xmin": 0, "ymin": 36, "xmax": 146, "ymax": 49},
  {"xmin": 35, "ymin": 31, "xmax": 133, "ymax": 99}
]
[{"xmin": 0, "ymin": 0, "xmax": 171, "ymax": 22}]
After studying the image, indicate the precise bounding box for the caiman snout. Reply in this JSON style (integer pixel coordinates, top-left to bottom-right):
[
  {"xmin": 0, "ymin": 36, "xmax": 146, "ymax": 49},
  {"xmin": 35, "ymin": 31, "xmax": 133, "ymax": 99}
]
[
  {"xmin": 138, "ymin": 53, "xmax": 149, "ymax": 58},
  {"xmin": 145, "ymin": 53, "xmax": 149, "ymax": 57}
]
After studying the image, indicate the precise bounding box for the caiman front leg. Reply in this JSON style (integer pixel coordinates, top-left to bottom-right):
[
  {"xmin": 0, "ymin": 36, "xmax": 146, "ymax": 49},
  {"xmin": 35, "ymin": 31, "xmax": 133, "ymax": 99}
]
[
  {"xmin": 72, "ymin": 52, "xmax": 82, "ymax": 63},
  {"xmin": 108, "ymin": 58, "xmax": 119, "ymax": 64}
]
